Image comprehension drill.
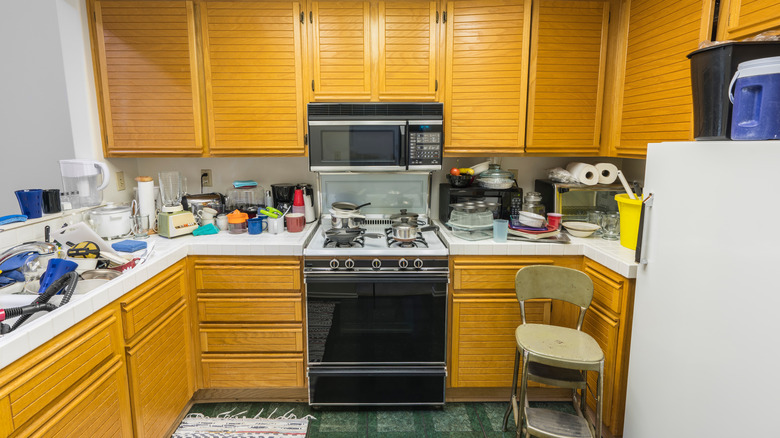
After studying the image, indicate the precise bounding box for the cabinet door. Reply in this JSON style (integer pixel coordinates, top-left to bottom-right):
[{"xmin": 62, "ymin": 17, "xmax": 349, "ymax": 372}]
[
  {"xmin": 201, "ymin": 1, "xmax": 306, "ymax": 156},
  {"xmin": 720, "ymin": 0, "xmax": 780, "ymax": 39},
  {"xmin": 443, "ymin": 0, "xmax": 531, "ymax": 155},
  {"xmin": 126, "ymin": 303, "xmax": 193, "ymax": 438},
  {"xmin": 525, "ymin": 0, "xmax": 608, "ymax": 155},
  {"xmin": 581, "ymin": 304, "xmax": 618, "ymax": 430},
  {"xmin": 377, "ymin": 1, "xmax": 439, "ymax": 101},
  {"xmin": 450, "ymin": 296, "xmax": 550, "ymax": 387},
  {"xmin": 614, "ymin": 0, "xmax": 711, "ymax": 157},
  {"xmin": 93, "ymin": 1, "xmax": 203, "ymax": 156},
  {"xmin": 310, "ymin": 1, "xmax": 373, "ymax": 100}
]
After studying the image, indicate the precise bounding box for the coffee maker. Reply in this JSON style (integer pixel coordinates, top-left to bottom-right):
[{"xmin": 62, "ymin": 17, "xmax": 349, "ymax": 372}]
[{"xmin": 271, "ymin": 183, "xmax": 296, "ymax": 212}]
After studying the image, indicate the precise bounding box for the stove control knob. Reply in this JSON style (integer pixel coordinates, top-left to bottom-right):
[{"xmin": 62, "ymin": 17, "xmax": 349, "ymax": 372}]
[
  {"xmin": 329, "ymin": 259, "xmax": 340, "ymax": 270},
  {"xmin": 413, "ymin": 258, "xmax": 424, "ymax": 269},
  {"xmin": 372, "ymin": 259, "xmax": 382, "ymax": 270},
  {"xmin": 398, "ymin": 258, "xmax": 409, "ymax": 269},
  {"xmin": 345, "ymin": 258, "xmax": 355, "ymax": 269}
]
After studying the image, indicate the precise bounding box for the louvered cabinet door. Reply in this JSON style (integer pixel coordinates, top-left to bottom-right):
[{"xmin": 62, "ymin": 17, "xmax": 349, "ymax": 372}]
[
  {"xmin": 615, "ymin": 0, "xmax": 711, "ymax": 158},
  {"xmin": 310, "ymin": 1, "xmax": 372, "ymax": 101},
  {"xmin": 377, "ymin": 1, "xmax": 439, "ymax": 101},
  {"xmin": 525, "ymin": 0, "xmax": 609, "ymax": 155},
  {"xmin": 444, "ymin": 0, "xmax": 532, "ymax": 155},
  {"xmin": 721, "ymin": 0, "xmax": 780, "ymax": 39},
  {"xmin": 201, "ymin": 2, "xmax": 305, "ymax": 156},
  {"xmin": 93, "ymin": 1, "xmax": 203, "ymax": 156}
]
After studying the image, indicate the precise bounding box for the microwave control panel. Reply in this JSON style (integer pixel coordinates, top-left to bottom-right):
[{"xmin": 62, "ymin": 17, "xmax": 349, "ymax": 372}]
[{"xmin": 408, "ymin": 122, "xmax": 443, "ymax": 170}]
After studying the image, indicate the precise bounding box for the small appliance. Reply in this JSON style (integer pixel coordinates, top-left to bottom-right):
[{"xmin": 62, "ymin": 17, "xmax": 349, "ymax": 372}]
[
  {"xmin": 534, "ymin": 179, "xmax": 624, "ymax": 221},
  {"xmin": 87, "ymin": 205, "xmax": 132, "ymax": 240},
  {"xmin": 182, "ymin": 193, "xmax": 225, "ymax": 215},
  {"xmin": 271, "ymin": 183, "xmax": 296, "ymax": 212},
  {"xmin": 307, "ymin": 103, "xmax": 443, "ymax": 172},
  {"xmin": 157, "ymin": 171, "xmax": 197, "ymax": 238},
  {"xmin": 58, "ymin": 159, "xmax": 111, "ymax": 209},
  {"xmin": 438, "ymin": 183, "xmax": 521, "ymax": 223}
]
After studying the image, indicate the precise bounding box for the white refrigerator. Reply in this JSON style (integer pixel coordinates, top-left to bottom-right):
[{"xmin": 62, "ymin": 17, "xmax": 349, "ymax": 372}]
[{"xmin": 623, "ymin": 141, "xmax": 780, "ymax": 437}]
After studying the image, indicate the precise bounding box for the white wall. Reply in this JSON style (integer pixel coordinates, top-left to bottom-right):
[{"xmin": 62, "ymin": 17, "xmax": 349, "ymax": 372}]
[{"xmin": 0, "ymin": 0, "xmax": 76, "ymax": 215}]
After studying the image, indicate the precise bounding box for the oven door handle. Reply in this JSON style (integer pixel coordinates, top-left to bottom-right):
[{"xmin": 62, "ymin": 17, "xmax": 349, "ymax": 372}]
[
  {"xmin": 304, "ymin": 272, "xmax": 449, "ymax": 283},
  {"xmin": 307, "ymin": 367, "xmax": 447, "ymax": 376}
]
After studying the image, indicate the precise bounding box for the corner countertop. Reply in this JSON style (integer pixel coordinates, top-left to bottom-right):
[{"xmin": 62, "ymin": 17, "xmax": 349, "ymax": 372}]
[
  {"xmin": 434, "ymin": 220, "xmax": 638, "ymax": 279},
  {"xmin": 0, "ymin": 223, "xmax": 318, "ymax": 370}
]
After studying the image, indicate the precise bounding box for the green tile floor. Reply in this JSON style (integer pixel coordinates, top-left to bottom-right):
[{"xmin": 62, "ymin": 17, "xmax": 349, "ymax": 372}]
[{"xmin": 184, "ymin": 401, "xmax": 576, "ymax": 437}]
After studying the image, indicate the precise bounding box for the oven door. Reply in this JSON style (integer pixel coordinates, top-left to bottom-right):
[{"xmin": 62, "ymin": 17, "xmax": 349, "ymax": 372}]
[
  {"xmin": 305, "ymin": 272, "xmax": 447, "ymax": 366},
  {"xmin": 308, "ymin": 121, "xmax": 407, "ymax": 171}
]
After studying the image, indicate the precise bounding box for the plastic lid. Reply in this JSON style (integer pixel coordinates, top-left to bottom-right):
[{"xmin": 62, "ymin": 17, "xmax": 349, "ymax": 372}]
[
  {"xmin": 478, "ymin": 164, "xmax": 513, "ymax": 180},
  {"xmin": 736, "ymin": 56, "xmax": 780, "ymax": 77},
  {"xmin": 227, "ymin": 209, "xmax": 248, "ymax": 223},
  {"xmin": 524, "ymin": 191, "xmax": 542, "ymax": 202}
]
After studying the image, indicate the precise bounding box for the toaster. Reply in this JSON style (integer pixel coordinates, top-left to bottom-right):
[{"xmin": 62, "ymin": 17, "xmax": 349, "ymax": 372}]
[
  {"xmin": 534, "ymin": 179, "xmax": 624, "ymax": 221},
  {"xmin": 182, "ymin": 193, "xmax": 225, "ymax": 215}
]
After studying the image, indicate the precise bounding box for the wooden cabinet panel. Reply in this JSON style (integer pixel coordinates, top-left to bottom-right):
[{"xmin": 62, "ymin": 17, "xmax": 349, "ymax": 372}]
[
  {"xmin": 721, "ymin": 0, "xmax": 780, "ymax": 39},
  {"xmin": 451, "ymin": 297, "xmax": 550, "ymax": 387},
  {"xmin": 614, "ymin": 0, "xmax": 711, "ymax": 157},
  {"xmin": 93, "ymin": 1, "xmax": 203, "ymax": 156},
  {"xmin": 194, "ymin": 258, "xmax": 301, "ymax": 291},
  {"xmin": 525, "ymin": 0, "xmax": 608, "ymax": 155},
  {"xmin": 201, "ymin": 1, "xmax": 305, "ymax": 155},
  {"xmin": 583, "ymin": 258, "xmax": 624, "ymax": 316},
  {"xmin": 200, "ymin": 325, "xmax": 304, "ymax": 353},
  {"xmin": 202, "ymin": 355, "xmax": 305, "ymax": 388},
  {"xmin": 120, "ymin": 260, "xmax": 186, "ymax": 341},
  {"xmin": 310, "ymin": 1, "xmax": 373, "ymax": 100},
  {"xmin": 377, "ymin": 1, "xmax": 438, "ymax": 101},
  {"xmin": 443, "ymin": 0, "xmax": 531, "ymax": 155},
  {"xmin": 30, "ymin": 359, "xmax": 132, "ymax": 438},
  {"xmin": 452, "ymin": 257, "xmax": 555, "ymax": 291},
  {"xmin": 126, "ymin": 303, "xmax": 193, "ymax": 438},
  {"xmin": 581, "ymin": 304, "xmax": 618, "ymax": 429},
  {"xmin": 197, "ymin": 296, "xmax": 303, "ymax": 323}
]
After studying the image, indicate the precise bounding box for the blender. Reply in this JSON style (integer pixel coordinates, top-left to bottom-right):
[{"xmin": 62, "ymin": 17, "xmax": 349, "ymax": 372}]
[{"xmin": 157, "ymin": 171, "xmax": 198, "ymax": 238}]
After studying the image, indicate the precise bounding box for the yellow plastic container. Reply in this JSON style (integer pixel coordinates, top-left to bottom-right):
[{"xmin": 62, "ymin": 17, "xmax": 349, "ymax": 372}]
[{"xmin": 614, "ymin": 194, "xmax": 644, "ymax": 250}]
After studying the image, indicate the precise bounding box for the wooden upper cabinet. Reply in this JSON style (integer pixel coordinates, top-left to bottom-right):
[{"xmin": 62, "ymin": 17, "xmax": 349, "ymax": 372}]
[
  {"xmin": 310, "ymin": 1, "xmax": 373, "ymax": 100},
  {"xmin": 719, "ymin": 0, "xmax": 780, "ymax": 39},
  {"xmin": 377, "ymin": 1, "xmax": 439, "ymax": 101},
  {"xmin": 93, "ymin": 1, "xmax": 203, "ymax": 156},
  {"xmin": 613, "ymin": 0, "xmax": 713, "ymax": 157},
  {"xmin": 444, "ymin": 0, "xmax": 531, "ymax": 156},
  {"xmin": 201, "ymin": 1, "xmax": 306, "ymax": 156},
  {"xmin": 525, "ymin": 0, "xmax": 609, "ymax": 155}
]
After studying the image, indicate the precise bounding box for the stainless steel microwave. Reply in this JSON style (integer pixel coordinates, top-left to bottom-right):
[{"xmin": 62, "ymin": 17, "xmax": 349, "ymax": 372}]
[
  {"xmin": 534, "ymin": 179, "xmax": 624, "ymax": 221},
  {"xmin": 307, "ymin": 103, "xmax": 443, "ymax": 172}
]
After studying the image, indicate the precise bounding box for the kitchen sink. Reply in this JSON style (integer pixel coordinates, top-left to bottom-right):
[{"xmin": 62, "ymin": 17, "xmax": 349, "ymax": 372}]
[{"xmin": 0, "ymin": 278, "xmax": 107, "ymax": 328}]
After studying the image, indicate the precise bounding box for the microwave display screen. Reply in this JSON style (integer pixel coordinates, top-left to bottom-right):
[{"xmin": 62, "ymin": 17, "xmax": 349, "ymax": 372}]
[{"xmin": 321, "ymin": 128, "xmax": 398, "ymax": 163}]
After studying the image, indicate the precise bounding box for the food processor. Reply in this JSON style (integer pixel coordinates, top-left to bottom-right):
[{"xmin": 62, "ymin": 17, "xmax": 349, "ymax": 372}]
[{"xmin": 157, "ymin": 171, "xmax": 198, "ymax": 238}]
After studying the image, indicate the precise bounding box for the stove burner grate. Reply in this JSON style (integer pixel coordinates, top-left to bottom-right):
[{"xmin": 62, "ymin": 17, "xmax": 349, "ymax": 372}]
[{"xmin": 324, "ymin": 236, "xmax": 365, "ymax": 248}]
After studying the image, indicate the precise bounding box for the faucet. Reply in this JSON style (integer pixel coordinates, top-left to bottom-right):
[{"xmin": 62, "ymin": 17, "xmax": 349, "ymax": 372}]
[{"xmin": 0, "ymin": 242, "xmax": 57, "ymax": 268}]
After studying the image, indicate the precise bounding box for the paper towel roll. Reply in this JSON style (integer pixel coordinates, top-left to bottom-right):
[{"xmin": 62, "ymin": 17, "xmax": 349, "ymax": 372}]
[
  {"xmin": 566, "ymin": 162, "xmax": 599, "ymax": 186},
  {"xmin": 595, "ymin": 163, "xmax": 618, "ymax": 184},
  {"xmin": 136, "ymin": 177, "xmax": 156, "ymax": 220}
]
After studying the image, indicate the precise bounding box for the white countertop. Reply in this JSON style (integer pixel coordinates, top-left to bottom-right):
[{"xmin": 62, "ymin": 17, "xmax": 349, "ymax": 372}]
[
  {"xmin": 0, "ymin": 224, "xmax": 318, "ymax": 370},
  {"xmin": 435, "ymin": 220, "xmax": 638, "ymax": 279}
]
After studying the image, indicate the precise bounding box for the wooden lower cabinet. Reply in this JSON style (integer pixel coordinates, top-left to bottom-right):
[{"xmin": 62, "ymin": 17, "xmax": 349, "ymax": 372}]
[{"xmin": 448, "ymin": 255, "xmax": 634, "ymax": 437}]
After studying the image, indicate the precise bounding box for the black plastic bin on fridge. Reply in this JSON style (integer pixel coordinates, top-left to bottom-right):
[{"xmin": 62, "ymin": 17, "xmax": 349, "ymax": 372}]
[{"xmin": 688, "ymin": 41, "xmax": 780, "ymax": 140}]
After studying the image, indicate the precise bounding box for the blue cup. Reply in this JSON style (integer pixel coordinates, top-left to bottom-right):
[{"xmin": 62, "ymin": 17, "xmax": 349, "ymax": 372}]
[
  {"xmin": 248, "ymin": 216, "xmax": 268, "ymax": 235},
  {"xmin": 15, "ymin": 189, "xmax": 44, "ymax": 219},
  {"xmin": 493, "ymin": 219, "xmax": 509, "ymax": 242}
]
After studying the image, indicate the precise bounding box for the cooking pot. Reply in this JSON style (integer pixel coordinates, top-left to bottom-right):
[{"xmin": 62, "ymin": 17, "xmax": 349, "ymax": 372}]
[
  {"xmin": 330, "ymin": 209, "xmax": 365, "ymax": 229},
  {"xmin": 390, "ymin": 220, "xmax": 438, "ymax": 242},
  {"xmin": 87, "ymin": 205, "xmax": 132, "ymax": 239}
]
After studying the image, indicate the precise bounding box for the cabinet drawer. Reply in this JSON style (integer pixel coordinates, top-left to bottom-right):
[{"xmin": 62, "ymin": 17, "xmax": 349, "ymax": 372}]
[
  {"xmin": 27, "ymin": 359, "xmax": 131, "ymax": 438},
  {"xmin": 202, "ymin": 355, "xmax": 304, "ymax": 388},
  {"xmin": 200, "ymin": 325, "xmax": 303, "ymax": 353},
  {"xmin": 453, "ymin": 258, "xmax": 555, "ymax": 291},
  {"xmin": 583, "ymin": 259, "xmax": 625, "ymax": 316},
  {"xmin": 126, "ymin": 303, "xmax": 192, "ymax": 438},
  {"xmin": 194, "ymin": 258, "xmax": 300, "ymax": 291},
  {"xmin": 582, "ymin": 305, "xmax": 618, "ymax": 428},
  {"xmin": 121, "ymin": 261, "xmax": 187, "ymax": 341},
  {"xmin": 197, "ymin": 296, "xmax": 303, "ymax": 323},
  {"xmin": 451, "ymin": 296, "xmax": 550, "ymax": 387},
  {"xmin": 8, "ymin": 316, "xmax": 119, "ymax": 428}
]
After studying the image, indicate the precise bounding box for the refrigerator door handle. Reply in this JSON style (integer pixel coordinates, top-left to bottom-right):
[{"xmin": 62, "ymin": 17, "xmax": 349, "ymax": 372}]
[{"xmin": 635, "ymin": 194, "xmax": 653, "ymax": 265}]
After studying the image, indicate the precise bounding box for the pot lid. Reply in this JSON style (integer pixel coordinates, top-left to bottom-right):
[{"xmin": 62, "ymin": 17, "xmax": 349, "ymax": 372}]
[
  {"xmin": 389, "ymin": 208, "xmax": 419, "ymax": 221},
  {"xmin": 477, "ymin": 164, "xmax": 513, "ymax": 180},
  {"xmin": 91, "ymin": 205, "xmax": 131, "ymax": 216}
]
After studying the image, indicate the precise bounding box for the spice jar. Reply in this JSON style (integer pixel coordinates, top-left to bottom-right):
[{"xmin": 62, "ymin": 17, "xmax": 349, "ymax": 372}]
[
  {"xmin": 521, "ymin": 192, "xmax": 546, "ymax": 217},
  {"xmin": 227, "ymin": 209, "xmax": 249, "ymax": 234}
]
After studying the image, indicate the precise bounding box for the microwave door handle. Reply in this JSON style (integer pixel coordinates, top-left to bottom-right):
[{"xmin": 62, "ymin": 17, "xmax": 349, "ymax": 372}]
[{"xmin": 400, "ymin": 124, "xmax": 407, "ymax": 168}]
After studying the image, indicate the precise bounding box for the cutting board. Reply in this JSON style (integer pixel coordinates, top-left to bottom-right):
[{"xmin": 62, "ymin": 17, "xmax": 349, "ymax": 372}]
[{"xmin": 54, "ymin": 222, "xmax": 129, "ymax": 263}]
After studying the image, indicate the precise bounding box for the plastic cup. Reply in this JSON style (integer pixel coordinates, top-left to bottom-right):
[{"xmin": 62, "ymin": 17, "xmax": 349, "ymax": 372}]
[
  {"xmin": 493, "ymin": 219, "xmax": 508, "ymax": 242},
  {"xmin": 15, "ymin": 189, "xmax": 44, "ymax": 219},
  {"xmin": 547, "ymin": 213, "xmax": 562, "ymax": 230}
]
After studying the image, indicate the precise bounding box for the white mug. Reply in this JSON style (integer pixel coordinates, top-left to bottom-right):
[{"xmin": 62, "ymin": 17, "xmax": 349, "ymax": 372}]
[
  {"xmin": 267, "ymin": 217, "xmax": 284, "ymax": 234},
  {"xmin": 198, "ymin": 207, "xmax": 217, "ymax": 221},
  {"xmin": 216, "ymin": 214, "xmax": 229, "ymax": 231},
  {"xmin": 201, "ymin": 217, "xmax": 215, "ymax": 227}
]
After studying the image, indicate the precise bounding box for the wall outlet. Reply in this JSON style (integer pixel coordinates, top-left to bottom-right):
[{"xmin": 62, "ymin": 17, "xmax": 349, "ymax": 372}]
[
  {"xmin": 116, "ymin": 171, "xmax": 125, "ymax": 191},
  {"xmin": 201, "ymin": 169, "xmax": 212, "ymax": 187}
]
